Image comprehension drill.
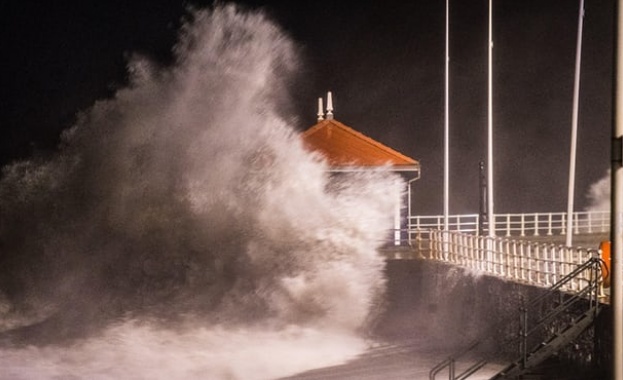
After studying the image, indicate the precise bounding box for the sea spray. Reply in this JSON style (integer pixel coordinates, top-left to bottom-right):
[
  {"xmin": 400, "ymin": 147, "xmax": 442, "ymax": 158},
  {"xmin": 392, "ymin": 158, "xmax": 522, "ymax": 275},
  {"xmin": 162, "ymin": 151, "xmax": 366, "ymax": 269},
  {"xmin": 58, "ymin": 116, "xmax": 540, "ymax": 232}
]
[
  {"xmin": 0, "ymin": 4, "xmax": 403, "ymax": 379},
  {"xmin": 586, "ymin": 168, "xmax": 610, "ymax": 211}
]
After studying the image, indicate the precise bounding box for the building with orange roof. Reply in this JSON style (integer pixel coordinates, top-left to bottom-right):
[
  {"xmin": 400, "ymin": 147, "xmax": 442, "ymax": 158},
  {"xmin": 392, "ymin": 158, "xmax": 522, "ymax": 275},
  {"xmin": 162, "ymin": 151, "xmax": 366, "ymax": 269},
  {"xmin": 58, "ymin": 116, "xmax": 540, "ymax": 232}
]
[{"xmin": 301, "ymin": 92, "xmax": 421, "ymax": 245}]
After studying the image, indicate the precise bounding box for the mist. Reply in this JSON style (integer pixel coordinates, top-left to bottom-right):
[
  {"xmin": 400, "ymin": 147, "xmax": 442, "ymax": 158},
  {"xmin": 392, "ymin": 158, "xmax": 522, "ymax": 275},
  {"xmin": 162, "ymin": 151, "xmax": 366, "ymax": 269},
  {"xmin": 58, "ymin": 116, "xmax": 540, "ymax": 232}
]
[
  {"xmin": 0, "ymin": 5, "xmax": 403, "ymax": 379},
  {"xmin": 586, "ymin": 169, "xmax": 610, "ymax": 212}
]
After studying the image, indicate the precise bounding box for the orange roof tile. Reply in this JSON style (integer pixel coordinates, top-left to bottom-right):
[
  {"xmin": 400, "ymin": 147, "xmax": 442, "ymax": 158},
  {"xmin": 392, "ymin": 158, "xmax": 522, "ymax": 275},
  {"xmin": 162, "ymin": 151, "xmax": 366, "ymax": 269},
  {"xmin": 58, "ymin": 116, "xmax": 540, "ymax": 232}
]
[{"xmin": 301, "ymin": 119, "xmax": 419, "ymax": 168}]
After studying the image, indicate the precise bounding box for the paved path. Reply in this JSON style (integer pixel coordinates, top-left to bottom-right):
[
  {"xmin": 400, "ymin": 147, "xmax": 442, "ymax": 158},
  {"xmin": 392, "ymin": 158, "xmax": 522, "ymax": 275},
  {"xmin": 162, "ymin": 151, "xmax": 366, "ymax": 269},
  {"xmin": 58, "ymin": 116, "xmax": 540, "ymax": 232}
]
[{"xmin": 278, "ymin": 342, "xmax": 503, "ymax": 380}]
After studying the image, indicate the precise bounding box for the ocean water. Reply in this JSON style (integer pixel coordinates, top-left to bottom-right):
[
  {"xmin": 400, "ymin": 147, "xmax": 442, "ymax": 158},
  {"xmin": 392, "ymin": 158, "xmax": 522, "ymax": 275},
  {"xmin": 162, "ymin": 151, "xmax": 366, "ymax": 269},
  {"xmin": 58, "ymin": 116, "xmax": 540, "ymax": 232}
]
[{"xmin": 0, "ymin": 5, "xmax": 404, "ymax": 380}]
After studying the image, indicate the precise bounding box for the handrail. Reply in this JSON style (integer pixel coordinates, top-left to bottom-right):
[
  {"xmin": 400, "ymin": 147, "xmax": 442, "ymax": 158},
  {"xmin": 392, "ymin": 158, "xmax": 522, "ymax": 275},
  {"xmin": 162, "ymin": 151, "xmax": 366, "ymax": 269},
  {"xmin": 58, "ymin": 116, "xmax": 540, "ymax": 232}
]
[
  {"xmin": 429, "ymin": 257, "xmax": 603, "ymax": 380},
  {"xmin": 428, "ymin": 339, "xmax": 483, "ymax": 380},
  {"xmin": 419, "ymin": 230, "xmax": 598, "ymax": 291},
  {"xmin": 455, "ymin": 359, "xmax": 487, "ymax": 380},
  {"xmin": 429, "ymin": 357, "xmax": 455, "ymax": 380},
  {"xmin": 409, "ymin": 210, "xmax": 610, "ymax": 238}
]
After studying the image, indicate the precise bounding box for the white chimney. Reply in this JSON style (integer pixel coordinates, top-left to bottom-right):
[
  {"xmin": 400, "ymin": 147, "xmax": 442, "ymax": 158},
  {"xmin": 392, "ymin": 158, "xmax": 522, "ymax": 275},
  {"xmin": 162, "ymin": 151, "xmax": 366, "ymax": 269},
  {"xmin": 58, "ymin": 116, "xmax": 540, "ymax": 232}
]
[
  {"xmin": 317, "ymin": 97, "xmax": 324, "ymax": 121},
  {"xmin": 326, "ymin": 91, "xmax": 334, "ymax": 120}
]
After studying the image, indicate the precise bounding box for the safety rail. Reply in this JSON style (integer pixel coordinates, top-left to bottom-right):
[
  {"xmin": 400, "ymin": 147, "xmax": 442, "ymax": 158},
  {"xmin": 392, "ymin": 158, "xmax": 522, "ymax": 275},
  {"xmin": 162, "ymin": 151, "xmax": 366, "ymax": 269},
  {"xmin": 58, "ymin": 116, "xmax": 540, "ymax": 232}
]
[
  {"xmin": 430, "ymin": 257, "xmax": 603, "ymax": 380},
  {"xmin": 419, "ymin": 230, "xmax": 597, "ymax": 292},
  {"xmin": 408, "ymin": 214, "xmax": 480, "ymax": 234},
  {"xmin": 409, "ymin": 210, "xmax": 609, "ymax": 238}
]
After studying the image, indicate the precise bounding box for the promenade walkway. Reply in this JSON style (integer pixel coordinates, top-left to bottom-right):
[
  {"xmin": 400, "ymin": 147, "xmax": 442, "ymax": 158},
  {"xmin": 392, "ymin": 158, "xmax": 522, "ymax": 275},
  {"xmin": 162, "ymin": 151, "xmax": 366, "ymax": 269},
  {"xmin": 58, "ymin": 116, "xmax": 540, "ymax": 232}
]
[{"xmin": 383, "ymin": 210, "xmax": 611, "ymax": 295}]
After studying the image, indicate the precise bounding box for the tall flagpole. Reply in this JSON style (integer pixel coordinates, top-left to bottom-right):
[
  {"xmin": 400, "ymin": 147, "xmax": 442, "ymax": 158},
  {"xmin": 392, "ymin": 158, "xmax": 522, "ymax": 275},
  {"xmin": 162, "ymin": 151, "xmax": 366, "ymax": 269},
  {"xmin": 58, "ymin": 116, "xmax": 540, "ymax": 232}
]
[
  {"xmin": 444, "ymin": 0, "xmax": 450, "ymax": 233},
  {"xmin": 487, "ymin": 0, "xmax": 495, "ymax": 237},
  {"xmin": 565, "ymin": 0, "xmax": 585, "ymax": 247}
]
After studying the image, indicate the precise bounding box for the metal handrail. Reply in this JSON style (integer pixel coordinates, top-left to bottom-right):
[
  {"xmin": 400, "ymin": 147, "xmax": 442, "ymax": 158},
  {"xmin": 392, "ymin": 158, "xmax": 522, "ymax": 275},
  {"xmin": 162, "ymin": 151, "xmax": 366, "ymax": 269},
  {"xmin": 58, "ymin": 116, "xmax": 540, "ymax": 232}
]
[
  {"xmin": 420, "ymin": 230, "xmax": 597, "ymax": 291},
  {"xmin": 429, "ymin": 257, "xmax": 603, "ymax": 380},
  {"xmin": 409, "ymin": 210, "xmax": 610, "ymax": 238},
  {"xmin": 429, "ymin": 357, "xmax": 455, "ymax": 380}
]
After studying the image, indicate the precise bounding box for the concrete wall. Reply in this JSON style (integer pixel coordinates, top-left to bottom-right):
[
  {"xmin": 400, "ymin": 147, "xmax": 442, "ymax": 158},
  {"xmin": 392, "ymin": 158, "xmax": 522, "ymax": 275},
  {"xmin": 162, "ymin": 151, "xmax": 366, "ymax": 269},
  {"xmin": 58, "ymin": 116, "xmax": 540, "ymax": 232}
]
[{"xmin": 375, "ymin": 258, "xmax": 608, "ymax": 375}]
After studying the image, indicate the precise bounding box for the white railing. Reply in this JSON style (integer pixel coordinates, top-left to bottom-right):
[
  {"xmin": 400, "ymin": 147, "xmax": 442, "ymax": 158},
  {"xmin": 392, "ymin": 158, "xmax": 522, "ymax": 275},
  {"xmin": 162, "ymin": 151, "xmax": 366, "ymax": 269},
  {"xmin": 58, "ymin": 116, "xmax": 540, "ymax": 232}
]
[
  {"xmin": 408, "ymin": 210, "xmax": 610, "ymax": 237},
  {"xmin": 408, "ymin": 213, "xmax": 480, "ymax": 234},
  {"xmin": 414, "ymin": 229, "xmax": 599, "ymax": 292}
]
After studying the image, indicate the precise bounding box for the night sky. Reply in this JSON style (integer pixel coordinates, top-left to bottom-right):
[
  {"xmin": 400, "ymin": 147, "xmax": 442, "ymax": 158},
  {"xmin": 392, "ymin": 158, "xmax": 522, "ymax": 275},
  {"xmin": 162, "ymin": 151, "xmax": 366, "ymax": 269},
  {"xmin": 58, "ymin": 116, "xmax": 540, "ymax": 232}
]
[{"xmin": 0, "ymin": 0, "xmax": 615, "ymax": 215}]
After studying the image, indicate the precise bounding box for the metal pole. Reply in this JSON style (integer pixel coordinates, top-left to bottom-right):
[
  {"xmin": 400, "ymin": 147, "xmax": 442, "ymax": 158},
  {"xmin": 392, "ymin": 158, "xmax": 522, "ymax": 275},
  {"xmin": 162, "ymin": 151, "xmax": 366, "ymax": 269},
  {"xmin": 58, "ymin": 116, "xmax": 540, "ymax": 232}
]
[
  {"xmin": 394, "ymin": 191, "xmax": 401, "ymax": 246},
  {"xmin": 612, "ymin": 1, "xmax": 623, "ymax": 378},
  {"xmin": 444, "ymin": 0, "xmax": 450, "ymax": 233},
  {"xmin": 479, "ymin": 161, "xmax": 487, "ymax": 235},
  {"xmin": 487, "ymin": 0, "xmax": 495, "ymax": 238},
  {"xmin": 565, "ymin": 0, "xmax": 585, "ymax": 247}
]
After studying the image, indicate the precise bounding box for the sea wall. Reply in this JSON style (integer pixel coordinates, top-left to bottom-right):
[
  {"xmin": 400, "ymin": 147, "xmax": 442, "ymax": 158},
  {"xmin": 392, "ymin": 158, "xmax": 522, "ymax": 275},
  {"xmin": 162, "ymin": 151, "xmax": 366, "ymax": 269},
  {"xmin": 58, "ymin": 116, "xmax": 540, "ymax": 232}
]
[{"xmin": 376, "ymin": 258, "xmax": 607, "ymax": 375}]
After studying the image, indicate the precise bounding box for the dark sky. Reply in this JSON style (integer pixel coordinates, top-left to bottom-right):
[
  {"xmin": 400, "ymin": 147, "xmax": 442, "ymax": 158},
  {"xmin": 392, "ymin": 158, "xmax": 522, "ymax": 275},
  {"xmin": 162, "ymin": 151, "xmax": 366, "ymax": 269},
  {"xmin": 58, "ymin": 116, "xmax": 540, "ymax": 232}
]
[{"xmin": 0, "ymin": 0, "xmax": 614, "ymax": 215}]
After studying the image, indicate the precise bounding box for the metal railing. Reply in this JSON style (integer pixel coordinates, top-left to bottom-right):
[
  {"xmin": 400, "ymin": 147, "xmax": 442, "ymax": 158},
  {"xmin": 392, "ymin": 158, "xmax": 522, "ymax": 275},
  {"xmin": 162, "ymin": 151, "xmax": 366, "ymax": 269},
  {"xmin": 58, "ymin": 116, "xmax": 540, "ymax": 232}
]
[
  {"xmin": 409, "ymin": 210, "xmax": 610, "ymax": 238},
  {"xmin": 408, "ymin": 214, "xmax": 480, "ymax": 234},
  {"xmin": 414, "ymin": 229, "xmax": 599, "ymax": 292},
  {"xmin": 429, "ymin": 257, "xmax": 603, "ymax": 380}
]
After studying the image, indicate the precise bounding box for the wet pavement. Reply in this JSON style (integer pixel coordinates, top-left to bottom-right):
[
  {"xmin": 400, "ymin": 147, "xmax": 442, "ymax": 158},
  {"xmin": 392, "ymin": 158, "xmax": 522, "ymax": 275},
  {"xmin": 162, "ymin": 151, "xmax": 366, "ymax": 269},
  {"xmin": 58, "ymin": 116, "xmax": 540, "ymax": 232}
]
[{"xmin": 278, "ymin": 341, "xmax": 503, "ymax": 380}]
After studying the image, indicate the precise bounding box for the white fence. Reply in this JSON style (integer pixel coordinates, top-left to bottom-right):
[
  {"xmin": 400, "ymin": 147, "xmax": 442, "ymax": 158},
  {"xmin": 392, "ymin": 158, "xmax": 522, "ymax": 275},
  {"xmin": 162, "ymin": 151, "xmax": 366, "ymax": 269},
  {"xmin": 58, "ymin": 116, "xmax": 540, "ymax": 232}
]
[
  {"xmin": 406, "ymin": 229, "xmax": 600, "ymax": 292},
  {"xmin": 409, "ymin": 210, "xmax": 610, "ymax": 237}
]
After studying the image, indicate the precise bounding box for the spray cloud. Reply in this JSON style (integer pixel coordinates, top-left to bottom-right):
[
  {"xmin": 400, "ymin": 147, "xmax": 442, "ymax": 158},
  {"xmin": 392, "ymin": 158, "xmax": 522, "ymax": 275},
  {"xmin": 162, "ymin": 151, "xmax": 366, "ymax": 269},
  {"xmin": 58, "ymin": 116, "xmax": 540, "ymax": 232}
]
[
  {"xmin": 0, "ymin": 5, "xmax": 403, "ymax": 379},
  {"xmin": 585, "ymin": 169, "xmax": 610, "ymax": 212}
]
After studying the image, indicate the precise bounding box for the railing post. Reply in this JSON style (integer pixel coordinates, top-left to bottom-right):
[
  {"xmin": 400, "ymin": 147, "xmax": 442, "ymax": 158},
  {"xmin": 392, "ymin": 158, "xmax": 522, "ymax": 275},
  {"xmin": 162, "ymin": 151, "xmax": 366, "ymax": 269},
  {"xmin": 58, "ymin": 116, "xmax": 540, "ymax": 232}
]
[
  {"xmin": 495, "ymin": 238, "xmax": 501, "ymax": 276},
  {"xmin": 486, "ymin": 236, "xmax": 492, "ymax": 273},
  {"xmin": 478, "ymin": 236, "xmax": 487, "ymax": 271},
  {"xmin": 543, "ymin": 244, "xmax": 549, "ymax": 286},
  {"xmin": 552, "ymin": 245, "xmax": 559, "ymax": 285},
  {"xmin": 547, "ymin": 212, "xmax": 553, "ymax": 236},
  {"xmin": 433, "ymin": 230, "xmax": 439, "ymax": 260},
  {"xmin": 463, "ymin": 233, "xmax": 468, "ymax": 267},
  {"xmin": 511, "ymin": 241, "xmax": 525, "ymax": 281},
  {"xmin": 449, "ymin": 357, "xmax": 455, "ymax": 380},
  {"xmin": 468, "ymin": 235, "xmax": 473, "ymax": 269},
  {"xmin": 453, "ymin": 233, "xmax": 458, "ymax": 264},
  {"xmin": 497, "ymin": 238, "xmax": 503, "ymax": 276},
  {"xmin": 520, "ymin": 214, "xmax": 526, "ymax": 237},
  {"xmin": 467, "ymin": 234, "xmax": 472, "ymax": 268},
  {"xmin": 544, "ymin": 245, "xmax": 552, "ymax": 286},
  {"xmin": 507, "ymin": 239, "xmax": 512, "ymax": 279},
  {"xmin": 501, "ymin": 238, "xmax": 507, "ymax": 277},
  {"xmin": 588, "ymin": 212, "xmax": 593, "ymax": 234},
  {"xmin": 565, "ymin": 247, "xmax": 573, "ymax": 291},
  {"xmin": 533, "ymin": 213, "xmax": 539, "ymax": 236},
  {"xmin": 535, "ymin": 243, "xmax": 543, "ymax": 286},
  {"xmin": 433, "ymin": 230, "xmax": 440, "ymax": 260},
  {"xmin": 472, "ymin": 235, "xmax": 478, "ymax": 269},
  {"xmin": 443, "ymin": 230, "xmax": 449, "ymax": 261},
  {"xmin": 513, "ymin": 241, "xmax": 520, "ymax": 281},
  {"xmin": 528, "ymin": 244, "xmax": 535, "ymax": 284}
]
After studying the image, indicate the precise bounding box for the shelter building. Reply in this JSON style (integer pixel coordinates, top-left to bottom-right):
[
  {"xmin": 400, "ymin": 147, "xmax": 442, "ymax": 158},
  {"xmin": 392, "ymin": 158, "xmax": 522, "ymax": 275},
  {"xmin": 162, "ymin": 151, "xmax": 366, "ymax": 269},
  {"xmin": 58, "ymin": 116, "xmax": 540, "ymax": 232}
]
[{"xmin": 301, "ymin": 92, "xmax": 420, "ymax": 245}]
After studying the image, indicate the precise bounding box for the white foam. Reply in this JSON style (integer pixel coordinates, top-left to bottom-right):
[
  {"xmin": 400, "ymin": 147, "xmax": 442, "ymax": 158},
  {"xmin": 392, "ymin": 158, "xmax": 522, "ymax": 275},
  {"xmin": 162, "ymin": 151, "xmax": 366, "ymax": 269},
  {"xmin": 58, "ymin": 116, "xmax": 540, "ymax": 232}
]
[{"xmin": 0, "ymin": 4, "xmax": 403, "ymax": 379}]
